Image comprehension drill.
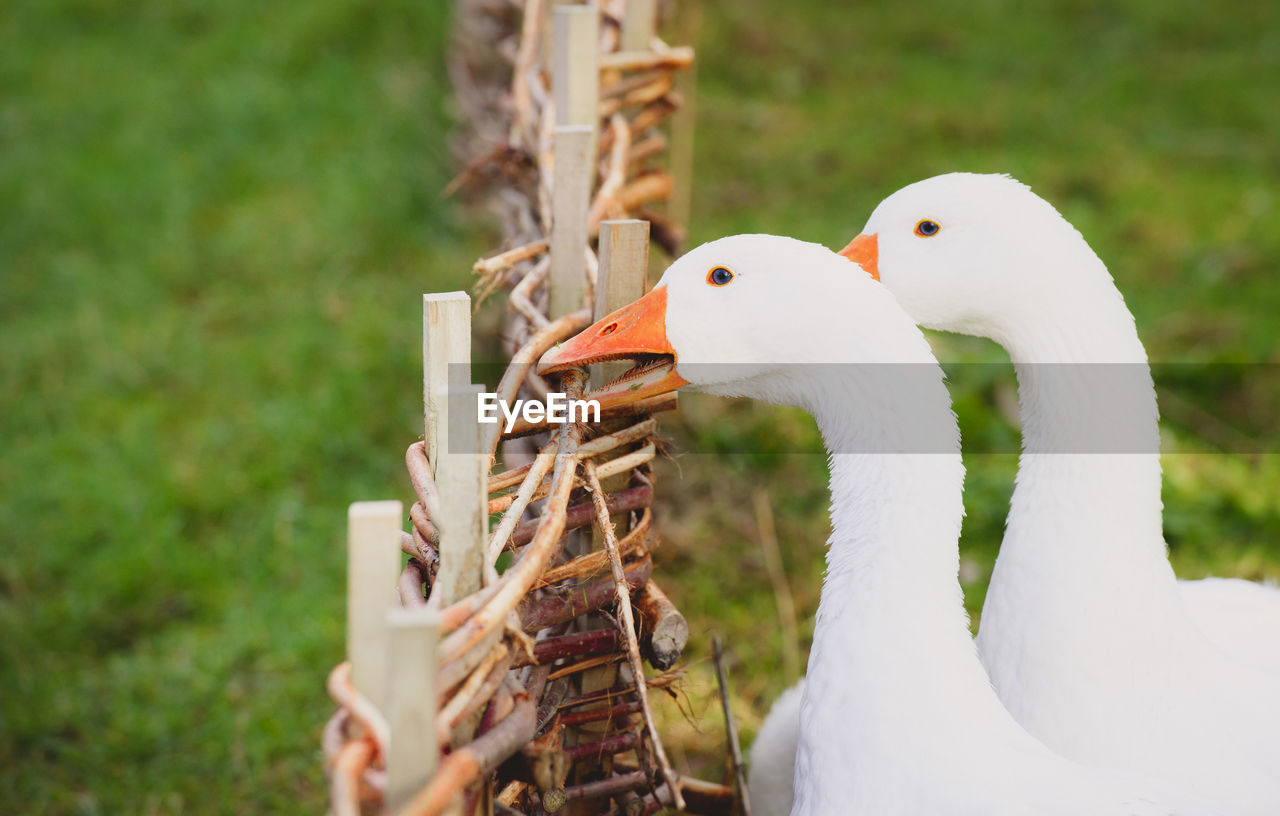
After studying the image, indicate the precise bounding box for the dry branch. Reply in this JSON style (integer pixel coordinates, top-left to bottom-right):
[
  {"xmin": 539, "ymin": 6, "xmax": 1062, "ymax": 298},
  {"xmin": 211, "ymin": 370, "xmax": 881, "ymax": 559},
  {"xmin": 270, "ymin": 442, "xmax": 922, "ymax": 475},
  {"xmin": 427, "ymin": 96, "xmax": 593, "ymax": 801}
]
[
  {"xmin": 599, "ymin": 45, "xmax": 695, "ymax": 72},
  {"xmin": 635, "ymin": 580, "xmax": 688, "ymax": 670},
  {"xmin": 584, "ymin": 461, "xmax": 684, "ymax": 810}
]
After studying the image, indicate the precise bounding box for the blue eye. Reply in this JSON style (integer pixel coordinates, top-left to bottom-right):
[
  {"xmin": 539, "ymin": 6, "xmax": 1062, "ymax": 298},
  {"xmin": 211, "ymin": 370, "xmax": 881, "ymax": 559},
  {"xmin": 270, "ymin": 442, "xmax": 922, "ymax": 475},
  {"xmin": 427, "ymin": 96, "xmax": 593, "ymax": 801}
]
[
  {"xmin": 708, "ymin": 266, "xmax": 734, "ymax": 286},
  {"xmin": 915, "ymin": 219, "xmax": 940, "ymax": 237}
]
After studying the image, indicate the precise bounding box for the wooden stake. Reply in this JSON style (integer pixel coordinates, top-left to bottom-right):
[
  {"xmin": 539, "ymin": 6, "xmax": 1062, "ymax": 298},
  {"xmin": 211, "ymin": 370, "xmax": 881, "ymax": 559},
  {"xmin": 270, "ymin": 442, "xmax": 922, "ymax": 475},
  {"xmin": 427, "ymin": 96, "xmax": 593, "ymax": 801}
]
[
  {"xmin": 621, "ymin": 0, "xmax": 655, "ymax": 51},
  {"xmin": 423, "ymin": 292, "xmax": 472, "ymax": 471},
  {"xmin": 666, "ymin": 2, "xmax": 701, "ymax": 235},
  {"xmin": 347, "ymin": 500, "xmax": 405, "ymax": 711},
  {"xmin": 552, "ymin": 5, "xmax": 599, "ymax": 131},
  {"xmin": 591, "ymin": 219, "xmax": 650, "ymax": 387},
  {"xmin": 549, "ymin": 125, "xmax": 593, "ymax": 319},
  {"xmin": 385, "ymin": 606, "xmax": 442, "ymax": 814},
  {"xmin": 434, "ymin": 383, "xmax": 489, "ymax": 605}
]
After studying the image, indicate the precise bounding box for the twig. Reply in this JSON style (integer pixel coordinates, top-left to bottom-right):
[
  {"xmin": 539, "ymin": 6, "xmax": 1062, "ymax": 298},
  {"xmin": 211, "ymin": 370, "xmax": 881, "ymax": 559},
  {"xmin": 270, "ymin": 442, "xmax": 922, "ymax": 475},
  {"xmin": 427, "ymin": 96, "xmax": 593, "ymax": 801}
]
[
  {"xmin": 599, "ymin": 46, "xmax": 695, "ymax": 72},
  {"xmin": 588, "ymin": 114, "xmax": 632, "ymax": 233},
  {"xmin": 510, "ymin": 486, "xmax": 652, "ymax": 552},
  {"xmin": 398, "ymin": 561, "xmax": 429, "ymax": 608},
  {"xmin": 518, "ymin": 556, "xmax": 652, "ymax": 631},
  {"xmin": 563, "ymin": 769, "xmax": 650, "ymax": 803},
  {"xmin": 599, "ymin": 73, "xmax": 674, "ymax": 117},
  {"xmin": 713, "ymin": 636, "xmax": 752, "ymax": 816},
  {"xmin": 438, "ymin": 642, "xmax": 511, "ymax": 740},
  {"xmin": 486, "ymin": 444, "xmax": 557, "ymax": 574},
  {"xmin": 485, "ymin": 441, "xmax": 655, "ymax": 514},
  {"xmin": 564, "ymin": 730, "xmax": 641, "ymax": 764},
  {"xmin": 549, "ymin": 651, "xmax": 624, "ymax": 681},
  {"xmin": 512, "ymin": 627, "xmax": 623, "ymax": 668},
  {"xmin": 617, "ymin": 172, "xmax": 673, "ymax": 211},
  {"xmin": 536, "ymin": 505, "xmax": 652, "ymax": 585},
  {"xmin": 558, "ymin": 698, "xmax": 642, "ymax": 727},
  {"xmin": 405, "ymin": 441, "xmax": 445, "ymax": 525},
  {"xmin": 584, "ymin": 461, "xmax": 685, "ymax": 811},
  {"xmin": 510, "ymin": 256, "xmax": 551, "ymax": 329},
  {"xmin": 753, "ymin": 487, "xmax": 801, "ymax": 684},
  {"xmin": 474, "ymin": 238, "xmax": 550, "ymax": 277},
  {"xmin": 327, "ymin": 662, "xmax": 390, "ymax": 758},
  {"xmin": 331, "ymin": 737, "xmax": 377, "ymax": 816}
]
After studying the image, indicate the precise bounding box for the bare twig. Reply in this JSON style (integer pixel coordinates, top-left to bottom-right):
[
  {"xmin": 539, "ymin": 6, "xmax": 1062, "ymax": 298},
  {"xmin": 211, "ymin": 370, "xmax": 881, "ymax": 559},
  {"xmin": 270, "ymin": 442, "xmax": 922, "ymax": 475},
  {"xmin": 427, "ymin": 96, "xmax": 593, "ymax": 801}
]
[
  {"xmin": 584, "ymin": 461, "xmax": 685, "ymax": 810},
  {"xmin": 327, "ymin": 662, "xmax": 390, "ymax": 758},
  {"xmin": 486, "ymin": 444, "xmax": 557, "ymax": 573},
  {"xmin": 518, "ymin": 556, "xmax": 652, "ymax": 631},
  {"xmin": 599, "ymin": 46, "xmax": 695, "ymax": 72},
  {"xmin": 713, "ymin": 636, "xmax": 752, "ymax": 816},
  {"xmin": 753, "ymin": 487, "xmax": 801, "ymax": 684}
]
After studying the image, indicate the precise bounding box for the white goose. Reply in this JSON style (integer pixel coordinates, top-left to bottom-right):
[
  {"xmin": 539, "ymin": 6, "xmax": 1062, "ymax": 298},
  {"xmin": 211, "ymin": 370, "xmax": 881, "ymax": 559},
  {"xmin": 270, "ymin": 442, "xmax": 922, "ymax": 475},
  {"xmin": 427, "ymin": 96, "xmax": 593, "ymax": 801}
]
[
  {"xmin": 751, "ymin": 175, "xmax": 1280, "ymax": 816},
  {"xmin": 540, "ymin": 235, "xmax": 1222, "ymax": 816},
  {"xmin": 843, "ymin": 172, "xmax": 1280, "ymax": 674}
]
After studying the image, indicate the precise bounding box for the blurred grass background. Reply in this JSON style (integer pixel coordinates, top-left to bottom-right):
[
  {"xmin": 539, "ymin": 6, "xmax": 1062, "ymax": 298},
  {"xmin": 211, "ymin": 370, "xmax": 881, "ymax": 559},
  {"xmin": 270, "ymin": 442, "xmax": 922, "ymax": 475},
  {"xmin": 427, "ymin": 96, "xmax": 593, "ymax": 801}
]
[{"xmin": 2, "ymin": 0, "xmax": 1278, "ymax": 811}]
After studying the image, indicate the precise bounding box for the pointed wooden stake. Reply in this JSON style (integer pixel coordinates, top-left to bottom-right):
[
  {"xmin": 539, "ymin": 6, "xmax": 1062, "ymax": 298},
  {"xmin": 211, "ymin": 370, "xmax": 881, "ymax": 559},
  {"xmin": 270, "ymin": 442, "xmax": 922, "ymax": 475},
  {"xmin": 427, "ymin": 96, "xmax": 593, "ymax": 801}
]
[
  {"xmin": 384, "ymin": 606, "xmax": 442, "ymax": 814},
  {"xmin": 550, "ymin": 125, "xmax": 593, "ymax": 319},
  {"xmin": 434, "ymin": 383, "xmax": 489, "ymax": 605},
  {"xmin": 666, "ymin": 2, "xmax": 701, "ymax": 235},
  {"xmin": 621, "ymin": 0, "xmax": 655, "ymax": 51},
  {"xmin": 347, "ymin": 500, "xmax": 404, "ymax": 711},
  {"xmin": 423, "ymin": 292, "xmax": 472, "ymax": 471},
  {"xmin": 553, "ymin": 5, "xmax": 599, "ymax": 131},
  {"xmin": 592, "ymin": 219, "xmax": 650, "ymax": 386}
]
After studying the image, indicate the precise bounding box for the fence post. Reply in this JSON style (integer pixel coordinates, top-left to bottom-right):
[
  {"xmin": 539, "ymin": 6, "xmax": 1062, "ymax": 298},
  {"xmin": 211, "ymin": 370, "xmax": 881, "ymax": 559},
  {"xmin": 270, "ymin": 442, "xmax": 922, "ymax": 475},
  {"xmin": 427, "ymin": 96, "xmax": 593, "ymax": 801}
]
[
  {"xmin": 667, "ymin": 1, "xmax": 701, "ymax": 233},
  {"xmin": 591, "ymin": 219, "xmax": 650, "ymax": 386},
  {"xmin": 549, "ymin": 125, "xmax": 594, "ymax": 319},
  {"xmin": 346, "ymin": 500, "xmax": 404, "ymax": 712},
  {"xmin": 423, "ymin": 292, "xmax": 473, "ymax": 472},
  {"xmin": 553, "ymin": 5, "xmax": 599, "ymax": 137},
  {"xmin": 384, "ymin": 606, "xmax": 442, "ymax": 814},
  {"xmin": 549, "ymin": 3, "xmax": 598, "ymax": 319},
  {"xmin": 434, "ymin": 383, "xmax": 489, "ymax": 605},
  {"xmin": 621, "ymin": 0, "xmax": 655, "ymax": 51}
]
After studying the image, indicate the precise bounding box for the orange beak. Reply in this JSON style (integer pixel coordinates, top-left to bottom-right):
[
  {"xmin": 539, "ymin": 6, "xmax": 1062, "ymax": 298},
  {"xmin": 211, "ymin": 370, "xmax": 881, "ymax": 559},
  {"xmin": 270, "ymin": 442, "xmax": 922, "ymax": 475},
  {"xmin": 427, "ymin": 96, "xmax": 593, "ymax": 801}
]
[
  {"xmin": 838, "ymin": 233, "xmax": 879, "ymax": 280},
  {"xmin": 537, "ymin": 285, "xmax": 689, "ymax": 410}
]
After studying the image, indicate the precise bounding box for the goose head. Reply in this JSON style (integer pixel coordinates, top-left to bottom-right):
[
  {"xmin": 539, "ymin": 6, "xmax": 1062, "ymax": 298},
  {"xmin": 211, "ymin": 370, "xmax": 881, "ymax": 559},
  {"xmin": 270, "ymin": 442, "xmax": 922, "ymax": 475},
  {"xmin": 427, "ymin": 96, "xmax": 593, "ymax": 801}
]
[
  {"xmin": 839, "ymin": 173, "xmax": 1117, "ymax": 348},
  {"xmin": 538, "ymin": 234, "xmax": 934, "ymax": 415}
]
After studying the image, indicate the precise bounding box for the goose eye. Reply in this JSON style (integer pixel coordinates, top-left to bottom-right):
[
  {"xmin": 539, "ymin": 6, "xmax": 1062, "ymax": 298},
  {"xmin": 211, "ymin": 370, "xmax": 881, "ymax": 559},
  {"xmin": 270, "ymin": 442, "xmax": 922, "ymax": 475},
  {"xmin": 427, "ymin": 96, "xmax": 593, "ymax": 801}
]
[
  {"xmin": 707, "ymin": 266, "xmax": 735, "ymax": 286},
  {"xmin": 915, "ymin": 219, "xmax": 940, "ymax": 237}
]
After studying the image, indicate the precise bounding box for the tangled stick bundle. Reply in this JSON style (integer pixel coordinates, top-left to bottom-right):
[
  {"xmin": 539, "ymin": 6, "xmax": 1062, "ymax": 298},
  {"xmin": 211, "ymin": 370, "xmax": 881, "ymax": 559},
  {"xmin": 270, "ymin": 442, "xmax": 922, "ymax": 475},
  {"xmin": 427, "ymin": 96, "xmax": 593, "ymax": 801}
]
[{"xmin": 322, "ymin": 1, "xmax": 734, "ymax": 814}]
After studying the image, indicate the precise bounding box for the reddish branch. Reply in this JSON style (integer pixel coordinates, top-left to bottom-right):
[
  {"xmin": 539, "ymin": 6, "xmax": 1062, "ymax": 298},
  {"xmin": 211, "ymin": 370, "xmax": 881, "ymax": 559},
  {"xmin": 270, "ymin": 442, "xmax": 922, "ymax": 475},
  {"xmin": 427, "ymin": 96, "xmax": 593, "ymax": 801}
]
[
  {"xmin": 517, "ymin": 556, "xmax": 651, "ymax": 632},
  {"xmin": 514, "ymin": 628, "xmax": 623, "ymax": 668}
]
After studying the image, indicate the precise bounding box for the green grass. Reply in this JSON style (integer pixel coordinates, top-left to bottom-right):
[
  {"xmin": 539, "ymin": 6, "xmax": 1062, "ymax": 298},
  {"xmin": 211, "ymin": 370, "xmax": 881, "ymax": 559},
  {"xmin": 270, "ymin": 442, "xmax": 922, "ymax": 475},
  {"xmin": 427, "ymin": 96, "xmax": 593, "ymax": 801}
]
[{"xmin": 3, "ymin": 0, "xmax": 1279, "ymax": 810}]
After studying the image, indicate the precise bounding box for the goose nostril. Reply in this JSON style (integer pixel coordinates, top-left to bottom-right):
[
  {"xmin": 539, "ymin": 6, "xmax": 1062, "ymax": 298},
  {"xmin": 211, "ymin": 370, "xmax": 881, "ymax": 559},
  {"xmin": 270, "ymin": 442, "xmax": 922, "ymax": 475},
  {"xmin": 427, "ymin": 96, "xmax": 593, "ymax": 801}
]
[{"xmin": 600, "ymin": 322, "xmax": 619, "ymax": 336}]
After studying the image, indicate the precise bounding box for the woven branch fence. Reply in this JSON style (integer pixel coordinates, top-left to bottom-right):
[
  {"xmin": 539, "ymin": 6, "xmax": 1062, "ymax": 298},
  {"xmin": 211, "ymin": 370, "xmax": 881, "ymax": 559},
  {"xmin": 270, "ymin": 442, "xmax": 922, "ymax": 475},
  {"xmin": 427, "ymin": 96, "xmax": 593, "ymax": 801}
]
[{"xmin": 323, "ymin": 2, "xmax": 742, "ymax": 814}]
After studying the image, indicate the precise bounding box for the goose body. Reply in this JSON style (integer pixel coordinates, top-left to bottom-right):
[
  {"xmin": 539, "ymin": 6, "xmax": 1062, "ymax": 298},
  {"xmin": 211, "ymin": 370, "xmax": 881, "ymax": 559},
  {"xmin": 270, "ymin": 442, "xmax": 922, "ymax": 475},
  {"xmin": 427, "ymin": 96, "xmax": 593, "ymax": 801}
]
[
  {"xmin": 540, "ymin": 235, "xmax": 1222, "ymax": 816},
  {"xmin": 842, "ymin": 174, "xmax": 1280, "ymax": 811}
]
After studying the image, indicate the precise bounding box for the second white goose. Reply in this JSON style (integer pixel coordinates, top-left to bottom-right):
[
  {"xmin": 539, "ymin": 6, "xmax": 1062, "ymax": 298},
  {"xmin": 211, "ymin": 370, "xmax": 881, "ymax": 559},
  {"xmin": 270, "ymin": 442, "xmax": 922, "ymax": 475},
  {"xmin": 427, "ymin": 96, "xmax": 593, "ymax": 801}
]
[{"xmin": 540, "ymin": 234, "xmax": 1222, "ymax": 816}]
